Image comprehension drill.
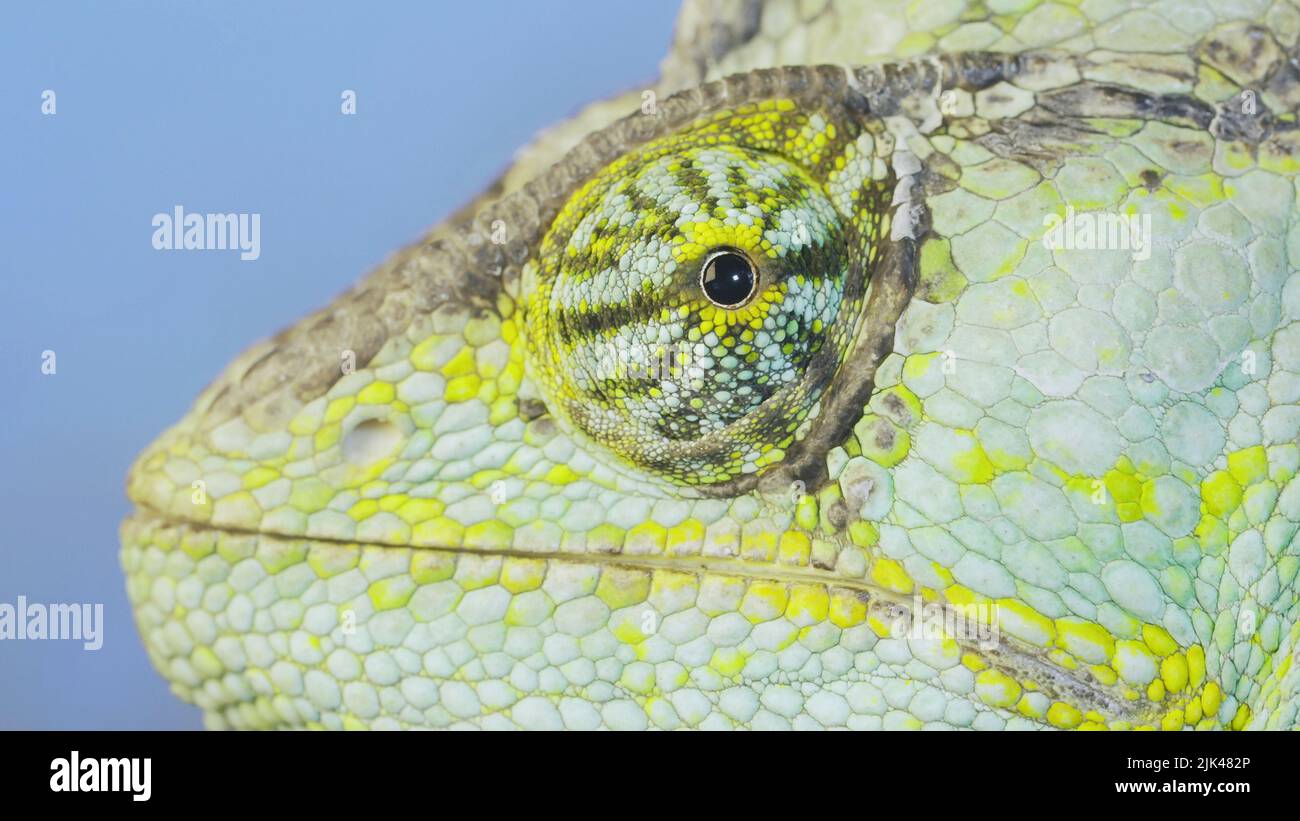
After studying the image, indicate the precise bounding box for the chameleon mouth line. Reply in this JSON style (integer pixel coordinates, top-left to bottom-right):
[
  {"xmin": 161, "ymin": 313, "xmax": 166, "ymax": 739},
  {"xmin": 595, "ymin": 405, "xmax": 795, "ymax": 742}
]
[
  {"xmin": 128, "ymin": 503, "xmax": 907, "ymax": 588},
  {"xmin": 126, "ymin": 505, "xmax": 1144, "ymax": 721}
]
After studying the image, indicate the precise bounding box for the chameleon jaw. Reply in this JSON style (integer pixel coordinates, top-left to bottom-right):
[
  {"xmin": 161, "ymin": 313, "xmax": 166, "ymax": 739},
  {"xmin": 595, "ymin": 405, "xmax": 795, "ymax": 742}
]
[{"xmin": 121, "ymin": 506, "xmax": 1156, "ymax": 729}]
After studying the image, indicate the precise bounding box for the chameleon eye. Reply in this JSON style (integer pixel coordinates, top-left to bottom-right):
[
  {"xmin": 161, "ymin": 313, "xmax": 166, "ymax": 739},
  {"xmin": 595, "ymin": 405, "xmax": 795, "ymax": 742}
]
[
  {"xmin": 523, "ymin": 95, "xmax": 893, "ymax": 488},
  {"xmin": 700, "ymin": 248, "xmax": 758, "ymax": 308}
]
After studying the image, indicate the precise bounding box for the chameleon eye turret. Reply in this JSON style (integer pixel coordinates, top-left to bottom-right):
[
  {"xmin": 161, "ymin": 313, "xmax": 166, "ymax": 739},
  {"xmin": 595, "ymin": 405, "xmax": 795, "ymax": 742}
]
[
  {"xmin": 522, "ymin": 101, "xmax": 890, "ymax": 487},
  {"xmin": 699, "ymin": 248, "xmax": 758, "ymax": 308}
]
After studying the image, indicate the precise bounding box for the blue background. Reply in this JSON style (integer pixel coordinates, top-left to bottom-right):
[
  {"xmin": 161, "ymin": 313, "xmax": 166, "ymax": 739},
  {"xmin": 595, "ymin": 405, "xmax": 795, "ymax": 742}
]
[{"xmin": 0, "ymin": 0, "xmax": 678, "ymax": 729}]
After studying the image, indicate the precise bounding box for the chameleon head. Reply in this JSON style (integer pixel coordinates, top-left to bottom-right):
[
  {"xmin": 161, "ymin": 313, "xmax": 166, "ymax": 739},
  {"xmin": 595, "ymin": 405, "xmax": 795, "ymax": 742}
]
[{"xmin": 122, "ymin": 4, "xmax": 1300, "ymax": 731}]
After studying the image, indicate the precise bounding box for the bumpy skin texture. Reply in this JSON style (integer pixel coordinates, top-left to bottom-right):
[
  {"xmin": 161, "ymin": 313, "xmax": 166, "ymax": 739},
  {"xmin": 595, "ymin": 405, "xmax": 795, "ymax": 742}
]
[{"xmin": 123, "ymin": 0, "xmax": 1300, "ymax": 730}]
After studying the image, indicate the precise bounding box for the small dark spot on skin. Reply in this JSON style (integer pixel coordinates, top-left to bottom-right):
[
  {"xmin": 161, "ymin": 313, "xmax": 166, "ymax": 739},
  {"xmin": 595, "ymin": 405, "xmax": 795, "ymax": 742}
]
[
  {"xmin": 519, "ymin": 399, "xmax": 548, "ymax": 422},
  {"xmin": 844, "ymin": 474, "xmax": 875, "ymax": 509},
  {"xmin": 847, "ymin": 587, "xmax": 873, "ymax": 608},
  {"xmin": 517, "ymin": 400, "xmax": 548, "ymax": 420},
  {"xmin": 881, "ymin": 392, "xmax": 910, "ymax": 424},
  {"xmin": 811, "ymin": 554, "xmax": 836, "ymax": 571},
  {"xmin": 827, "ymin": 499, "xmax": 851, "ymax": 530},
  {"xmin": 527, "ymin": 413, "xmax": 553, "ymax": 439},
  {"xmin": 1140, "ymin": 168, "xmax": 1163, "ymax": 190},
  {"xmin": 874, "ymin": 421, "xmax": 895, "ymax": 450}
]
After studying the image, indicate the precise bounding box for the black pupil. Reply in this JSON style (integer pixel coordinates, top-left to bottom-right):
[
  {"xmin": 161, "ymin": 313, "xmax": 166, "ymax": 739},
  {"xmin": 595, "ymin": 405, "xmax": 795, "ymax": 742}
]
[{"xmin": 701, "ymin": 252, "xmax": 755, "ymax": 307}]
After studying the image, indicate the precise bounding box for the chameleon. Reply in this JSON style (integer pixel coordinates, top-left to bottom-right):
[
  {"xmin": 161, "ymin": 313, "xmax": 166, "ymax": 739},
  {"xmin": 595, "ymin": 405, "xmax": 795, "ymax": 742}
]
[{"xmin": 122, "ymin": 0, "xmax": 1300, "ymax": 730}]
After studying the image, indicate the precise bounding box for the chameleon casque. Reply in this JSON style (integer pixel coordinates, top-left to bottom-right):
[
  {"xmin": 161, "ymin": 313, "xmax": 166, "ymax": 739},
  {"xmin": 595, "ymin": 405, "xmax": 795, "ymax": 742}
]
[{"xmin": 122, "ymin": 0, "xmax": 1300, "ymax": 730}]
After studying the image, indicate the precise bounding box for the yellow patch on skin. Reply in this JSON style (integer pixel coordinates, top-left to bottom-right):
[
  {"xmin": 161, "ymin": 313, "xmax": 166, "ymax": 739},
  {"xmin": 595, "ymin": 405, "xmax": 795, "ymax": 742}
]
[
  {"xmin": 625, "ymin": 521, "xmax": 667, "ymax": 554},
  {"xmin": 740, "ymin": 528, "xmax": 778, "ymax": 562},
  {"xmin": 439, "ymin": 347, "xmax": 476, "ymax": 379},
  {"xmin": 1201, "ymin": 681, "xmax": 1222, "ymax": 716},
  {"xmin": 996, "ymin": 599, "xmax": 1057, "ymax": 647},
  {"xmin": 961, "ymin": 653, "xmax": 987, "ymax": 672},
  {"xmin": 347, "ymin": 499, "xmax": 378, "ymax": 521},
  {"xmin": 828, "ymin": 589, "xmax": 868, "ymax": 628},
  {"xmin": 179, "ymin": 531, "xmax": 216, "ymax": 560},
  {"xmin": 785, "ymin": 584, "xmax": 829, "ymax": 626},
  {"xmin": 1057, "ymin": 619, "xmax": 1117, "ymax": 665},
  {"xmin": 257, "ymin": 540, "xmax": 307, "ymax": 574},
  {"xmin": 1201, "ymin": 470, "xmax": 1242, "ymax": 517},
  {"xmin": 408, "ymin": 337, "xmax": 442, "ymax": 371},
  {"xmin": 848, "ymin": 520, "xmax": 879, "ymax": 548},
  {"xmin": 1161, "ymin": 653, "xmax": 1189, "ymax": 693},
  {"xmin": 794, "ymin": 495, "xmax": 819, "ymax": 531},
  {"xmin": 778, "ymin": 529, "xmax": 812, "ymax": 565},
  {"xmin": 544, "ymin": 464, "xmax": 579, "ymax": 484},
  {"xmin": 1017, "ymin": 694, "xmax": 1045, "ymax": 719},
  {"xmin": 1142, "ymin": 624, "xmax": 1178, "ymax": 657},
  {"xmin": 585, "ymin": 522, "xmax": 624, "ymax": 555},
  {"xmin": 409, "ymin": 551, "xmax": 454, "ymax": 585},
  {"xmin": 306, "ymin": 544, "xmax": 358, "ymax": 579},
  {"xmin": 1164, "ymin": 173, "xmax": 1223, "ymax": 208},
  {"xmin": 462, "ymin": 521, "xmax": 513, "ymax": 551},
  {"xmin": 902, "ymin": 352, "xmax": 939, "ymax": 382},
  {"xmin": 411, "ymin": 516, "xmax": 464, "ymax": 548},
  {"xmin": 1089, "ymin": 664, "xmax": 1118, "ymax": 686},
  {"xmin": 242, "ymin": 466, "xmax": 278, "ymax": 490},
  {"xmin": 1147, "ymin": 678, "xmax": 1165, "ymax": 701},
  {"xmin": 313, "ymin": 425, "xmax": 340, "ymax": 452},
  {"xmin": 1231, "ymin": 704, "xmax": 1251, "ymax": 730},
  {"xmin": 710, "ymin": 647, "xmax": 747, "ymax": 677},
  {"xmin": 498, "ymin": 361, "xmax": 524, "ymax": 395},
  {"xmin": 665, "ymin": 519, "xmax": 704, "ymax": 556},
  {"xmin": 869, "ymin": 558, "xmax": 914, "ymax": 594},
  {"xmin": 741, "ymin": 582, "xmax": 789, "ymax": 624},
  {"xmin": 356, "ymin": 381, "xmax": 395, "ymax": 405},
  {"xmin": 593, "ymin": 567, "xmax": 651, "ymax": 609},
  {"xmin": 649, "ymin": 569, "xmax": 698, "ymax": 599},
  {"xmin": 867, "ymin": 615, "xmax": 893, "ymax": 638},
  {"xmin": 1105, "ymin": 468, "xmax": 1142, "ymax": 504},
  {"xmin": 395, "ymin": 497, "xmax": 442, "ymax": 525},
  {"xmin": 368, "ymin": 577, "xmax": 415, "ymax": 610},
  {"xmin": 488, "ymin": 397, "xmax": 517, "ymax": 425},
  {"xmin": 975, "ymin": 669, "xmax": 1022, "ymax": 708},
  {"xmin": 1161, "ymin": 709, "xmax": 1185, "ymax": 731},
  {"xmin": 288, "ymin": 411, "xmax": 320, "ymax": 436},
  {"xmin": 949, "ymin": 430, "xmax": 995, "ymax": 483},
  {"xmin": 444, "ymin": 375, "xmax": 480, "ymax": 402},
  {"xmin": 609, "ymin": 614, "xmax": 649, "ymax": 645},
  {"xmin": 1227, "ymin": 446, "xmax": 1267, "ymax": 486},
  {"xmin": 943, "ymin": 584, "xmax": 989, "ymax": 609},
  {"xmin": 324, "ymin": 397, "xmax": 354, "ymax": 423},
  {"xmin": 499, "ymin": 557, "xmax": 547, "ymax": 594},
  {"xmin": 1049, "ymin": 649, "xmax": 1079, "ymax": 670}
]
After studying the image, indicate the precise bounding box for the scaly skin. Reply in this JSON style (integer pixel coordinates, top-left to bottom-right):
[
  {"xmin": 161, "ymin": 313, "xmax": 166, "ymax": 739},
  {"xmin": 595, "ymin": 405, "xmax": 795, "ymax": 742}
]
[{"xmin": 122, "ymin": 0, "xmax": 1300, "ymax": 730}]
